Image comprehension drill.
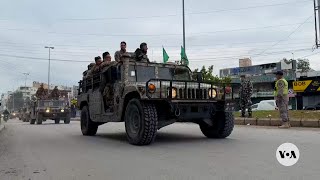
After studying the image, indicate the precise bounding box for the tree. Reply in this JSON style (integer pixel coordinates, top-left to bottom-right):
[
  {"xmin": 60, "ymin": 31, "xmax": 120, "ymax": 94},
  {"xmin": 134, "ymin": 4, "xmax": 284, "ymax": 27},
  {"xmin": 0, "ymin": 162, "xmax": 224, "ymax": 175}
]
[
  {"xmin": 192, "ymin": 65, "xmax": 232, "ymax": 84},
  {"xmin": 7, "ymin": 92, "xmax": 24, "ymax": 111},
  {"xmin": 297, "ymin": 58, "xmax": 311, "ymax": 72}
]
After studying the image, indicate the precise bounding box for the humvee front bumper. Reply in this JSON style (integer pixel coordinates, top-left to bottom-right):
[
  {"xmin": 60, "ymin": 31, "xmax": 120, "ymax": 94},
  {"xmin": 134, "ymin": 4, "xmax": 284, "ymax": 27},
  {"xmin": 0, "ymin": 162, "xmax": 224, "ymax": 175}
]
[
  {"xmin": 165, "ymin": 100, "xmax": 236, "ymax": 121},
  {"xmin": 41, "ymin": 112, "xmax": 69, "ymax": 119}
]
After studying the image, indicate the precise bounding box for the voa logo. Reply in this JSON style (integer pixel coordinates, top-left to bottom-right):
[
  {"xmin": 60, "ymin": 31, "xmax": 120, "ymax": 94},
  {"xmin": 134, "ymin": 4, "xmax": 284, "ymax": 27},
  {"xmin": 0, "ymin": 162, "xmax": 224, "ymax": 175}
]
[{"xmin": 276, "ymin": 143, "xmax": 300, "ymax": 167}]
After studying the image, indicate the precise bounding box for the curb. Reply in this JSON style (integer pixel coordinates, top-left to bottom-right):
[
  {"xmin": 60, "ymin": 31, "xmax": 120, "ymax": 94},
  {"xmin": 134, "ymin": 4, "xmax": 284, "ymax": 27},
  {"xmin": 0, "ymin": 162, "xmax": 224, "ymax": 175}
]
[
  {"xmin": 235, "ymin": 117, "xmax": 320, "ymax": 128},
  {"xmin": 71, "ymin": 118, "xmax": 80, "ymax": 121}
]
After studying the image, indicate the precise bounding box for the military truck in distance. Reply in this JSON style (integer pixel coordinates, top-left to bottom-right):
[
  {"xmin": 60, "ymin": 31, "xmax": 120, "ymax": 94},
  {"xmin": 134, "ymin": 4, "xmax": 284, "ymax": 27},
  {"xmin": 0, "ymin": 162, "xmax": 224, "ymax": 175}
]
[
  {"xmin": 30, "ymin": 99, "xmax": 71, "ymax": 125},
  {"xmin": 78, "ymin": 57, "xmax": 235, "ymax": 145}
]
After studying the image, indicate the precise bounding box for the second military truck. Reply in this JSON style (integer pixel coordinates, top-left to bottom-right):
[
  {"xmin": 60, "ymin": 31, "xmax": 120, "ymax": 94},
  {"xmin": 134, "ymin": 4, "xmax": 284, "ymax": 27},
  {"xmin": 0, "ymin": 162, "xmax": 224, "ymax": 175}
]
[
  {"xmin": 30, "ymin": 99, "xmax": 71, "ymax": 125},
  {"xmin": 78, "ymin": 57, "xmax": 235, "ymax": 145}
]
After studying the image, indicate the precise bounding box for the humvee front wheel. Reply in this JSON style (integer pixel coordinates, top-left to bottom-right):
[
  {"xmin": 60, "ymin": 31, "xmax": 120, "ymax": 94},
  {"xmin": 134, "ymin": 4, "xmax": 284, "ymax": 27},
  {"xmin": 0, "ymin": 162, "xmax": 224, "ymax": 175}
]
[
  {"xmin": 200, "ymin": 112, "xmax": 234, "ymax": 138},
  {"xmin": 64, "ymin": 115, "xmax": 71, "ymax": 124},
  {"xmin": 124, "ymin": 99, "xmax": 158, "ymax": 145},
  {"xmin": 81, "ymin": 106, "xmax": 98, "ymax": 136},
  {"xmin": 30, "ymin": 119, "xmax": 36, "ymax": 124},
  {"xmin": 55, "ymin": 118, "xmax": 60, "ymax": 124}
]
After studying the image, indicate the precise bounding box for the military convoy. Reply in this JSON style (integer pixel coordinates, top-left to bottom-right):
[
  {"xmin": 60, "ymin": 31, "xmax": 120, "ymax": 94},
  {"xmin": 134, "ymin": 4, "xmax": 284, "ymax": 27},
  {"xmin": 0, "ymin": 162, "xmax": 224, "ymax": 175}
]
[
  {"xmin": 29, "ymin": 99, "xmax": 71, "ymax": 125},
  {"xmin": 78, "ymin": 57, "xmax": 236, "ymax": 145}
]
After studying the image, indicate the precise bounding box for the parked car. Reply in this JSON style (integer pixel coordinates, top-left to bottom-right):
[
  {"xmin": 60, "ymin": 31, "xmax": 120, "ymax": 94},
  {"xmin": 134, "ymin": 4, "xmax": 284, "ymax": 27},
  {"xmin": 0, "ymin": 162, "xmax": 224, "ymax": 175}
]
[
  {"xmin": 304, "ymin": 102, "xmax": 320, "ymax": 110},
  {"xmin": 252, "ymin": 100, "xmax": 278, "ymax": 111}
]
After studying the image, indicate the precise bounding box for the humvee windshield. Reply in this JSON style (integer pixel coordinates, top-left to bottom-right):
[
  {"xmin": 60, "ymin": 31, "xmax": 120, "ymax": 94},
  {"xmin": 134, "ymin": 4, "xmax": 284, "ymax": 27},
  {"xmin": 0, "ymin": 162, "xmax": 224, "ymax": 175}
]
[
  {"xmin": 127, "ymin": 64, "xmax": 191, "ymax": 82},
  {"xmin": 158, "ymin": 67, "xmax": 191, "ymax": 81},
  {"xmin": 38, "ymin": 100, "xmax": 66, "ymax": 108}
]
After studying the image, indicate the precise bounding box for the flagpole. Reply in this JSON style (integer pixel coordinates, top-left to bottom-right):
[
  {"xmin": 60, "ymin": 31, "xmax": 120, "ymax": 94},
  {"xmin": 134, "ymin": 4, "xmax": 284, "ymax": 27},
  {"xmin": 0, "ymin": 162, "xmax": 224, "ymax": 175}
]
[{"xmin": 182, "ymin": 0, "xmax": 186, "ymax": 51}]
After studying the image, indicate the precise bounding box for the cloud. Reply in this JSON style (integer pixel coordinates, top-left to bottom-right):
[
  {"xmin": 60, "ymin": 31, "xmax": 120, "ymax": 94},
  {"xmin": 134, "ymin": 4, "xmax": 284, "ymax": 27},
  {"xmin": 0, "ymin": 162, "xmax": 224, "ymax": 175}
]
[{"xmin": 0, "ymin": 0, "xmax": 319, "ymax": 93}]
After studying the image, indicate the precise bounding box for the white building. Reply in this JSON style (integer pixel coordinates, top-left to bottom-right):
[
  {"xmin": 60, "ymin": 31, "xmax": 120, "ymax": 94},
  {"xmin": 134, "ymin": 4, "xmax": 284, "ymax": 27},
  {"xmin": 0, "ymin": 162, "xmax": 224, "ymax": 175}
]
[{"xmin": 16, "ymin": 86, "xmax": 37, "ymax": 100}]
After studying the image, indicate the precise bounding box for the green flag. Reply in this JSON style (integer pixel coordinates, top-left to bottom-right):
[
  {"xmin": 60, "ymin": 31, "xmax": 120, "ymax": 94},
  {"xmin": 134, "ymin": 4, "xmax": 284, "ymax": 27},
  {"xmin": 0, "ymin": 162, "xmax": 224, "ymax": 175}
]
[
  {"xmin": 180, "ymin": 46, "xmax": 189, "ymax": 66},
  {"xmin": 163, "ymin": 47, "xmax": 169, "ymax": 63}
]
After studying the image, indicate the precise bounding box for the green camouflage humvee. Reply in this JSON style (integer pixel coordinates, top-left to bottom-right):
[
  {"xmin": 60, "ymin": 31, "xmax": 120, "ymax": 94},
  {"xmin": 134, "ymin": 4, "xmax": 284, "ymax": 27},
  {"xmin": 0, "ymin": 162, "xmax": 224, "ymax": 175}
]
[
  {"xmin": 30, "ymin": 99, "xmax": 71, "ymax": 125},
  {"xmin": 78, "ymin": 57, "xmax": 236, "ymax": 145}
]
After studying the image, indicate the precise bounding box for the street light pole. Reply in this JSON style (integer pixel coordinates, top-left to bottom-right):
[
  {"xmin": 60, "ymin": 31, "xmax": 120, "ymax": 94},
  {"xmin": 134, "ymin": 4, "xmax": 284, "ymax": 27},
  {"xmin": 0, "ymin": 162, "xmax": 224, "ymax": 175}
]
[
  {"xmin": 182, "ymin": 0, "xmax": 186, "ymax": 51},
  {"xmin": 292, "ymin": 52, "xmax": 295, "ymax": 60},
  {"xmin": 23, "ymin": 73, "xmax": 30, "ymax": 88},
  {"xmin": 45, "ymin": 46, "xmax": 54, "ymax": 94}
]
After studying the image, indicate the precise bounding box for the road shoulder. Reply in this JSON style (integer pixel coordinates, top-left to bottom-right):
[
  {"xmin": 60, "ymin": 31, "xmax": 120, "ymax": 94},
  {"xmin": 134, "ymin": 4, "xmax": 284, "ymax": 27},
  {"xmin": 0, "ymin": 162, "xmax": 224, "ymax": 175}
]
[{"xmin": 0, "ymin": 124, "xmax": 4, "ymax": 133}]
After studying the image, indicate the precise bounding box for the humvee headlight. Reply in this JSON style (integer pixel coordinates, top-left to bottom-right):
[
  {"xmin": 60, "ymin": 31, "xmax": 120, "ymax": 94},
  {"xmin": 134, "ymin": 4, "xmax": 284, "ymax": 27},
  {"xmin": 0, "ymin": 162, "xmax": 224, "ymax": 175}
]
[
  {"xmin": 61, "ymin": 109, "xmax": 65, "ymax": 113},
  {"xmin": 45, "ymin": 109, "xmax": 50, "ymax": 113},
  {"xmin": 148, "ymin": 84, "xmax": 156, "ymax": 93},
  {"xmin": 208, "ymin": 88, "xmax": 217, "ymax": 98}
]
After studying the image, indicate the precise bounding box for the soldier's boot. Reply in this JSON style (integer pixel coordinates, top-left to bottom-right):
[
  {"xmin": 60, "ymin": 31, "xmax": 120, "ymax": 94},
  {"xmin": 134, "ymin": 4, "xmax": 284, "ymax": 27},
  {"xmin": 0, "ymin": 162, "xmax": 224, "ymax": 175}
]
[{"xmin": 278, "ymin": 122, "xmax": 290, "ymax": 129}]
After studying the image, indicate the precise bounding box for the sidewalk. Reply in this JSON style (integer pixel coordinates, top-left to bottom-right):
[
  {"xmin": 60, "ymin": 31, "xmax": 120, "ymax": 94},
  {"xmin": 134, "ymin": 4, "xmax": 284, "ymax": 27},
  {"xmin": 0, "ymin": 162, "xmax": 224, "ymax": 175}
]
[{"xmin": 235, "ymin": 117, "xmax": 320, "ymax": 128}]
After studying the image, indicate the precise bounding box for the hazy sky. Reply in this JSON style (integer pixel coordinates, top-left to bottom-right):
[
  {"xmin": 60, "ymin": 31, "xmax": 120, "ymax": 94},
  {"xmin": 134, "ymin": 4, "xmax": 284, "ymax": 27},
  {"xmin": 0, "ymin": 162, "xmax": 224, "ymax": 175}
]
[{"xmin": 0, "ymin": 0, "xmax": 317, "ymax": 93}]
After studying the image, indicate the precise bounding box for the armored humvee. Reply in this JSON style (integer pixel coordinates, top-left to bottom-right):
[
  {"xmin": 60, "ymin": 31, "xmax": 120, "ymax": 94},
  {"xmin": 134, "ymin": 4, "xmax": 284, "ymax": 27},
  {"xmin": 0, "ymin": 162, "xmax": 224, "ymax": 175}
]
[
  {"xmin": 30, "ymin": 99, "xmax": 71, "ymax": 125},
  {"xmin": 78, "ymin": 57, "xmax": 236, "ymax": 145}
]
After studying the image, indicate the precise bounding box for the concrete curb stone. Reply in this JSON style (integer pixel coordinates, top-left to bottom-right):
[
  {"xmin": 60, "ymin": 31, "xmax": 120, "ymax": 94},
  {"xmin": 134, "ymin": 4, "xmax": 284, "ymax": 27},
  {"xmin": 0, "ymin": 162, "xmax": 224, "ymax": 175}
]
[
  {"xmin": 234, "ymin": 117, "xmax": 319, "ymax": 128},
  {"xmin": 234, "ymin": 117, "xmax": 245, "ymax": 125},
  {"xmin": 301, "ymin": 119, "xmax": 319, "ymax": 128},
  {"xmin": 244, "ymin": 118, "xmax": 257, "ymax": 125},
  {"xmin": 257, "ymin": 118, "xmax": 271, "ymax": 126}
]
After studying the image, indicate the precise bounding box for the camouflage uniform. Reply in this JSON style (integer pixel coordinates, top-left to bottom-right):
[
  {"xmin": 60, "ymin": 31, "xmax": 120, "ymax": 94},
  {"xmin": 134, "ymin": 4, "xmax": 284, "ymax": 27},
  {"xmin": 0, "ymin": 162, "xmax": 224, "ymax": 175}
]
[
  {"xmin": 50, "ymin": 87, "xmax": 60, "ymax": 100},
  {"xmin": 36, "ymin": 86, "xmax": 47, "ymax": 99},
  {"xmin": 275, "ymin": 79, "xmax": 289, "ymax": 123},
  {"xmin": 134, "ymin": 48, "xmax": 150, "ymax": 63},
  {"xmin": 114, "ymin": 50, "xmax": 126, "ymax": 62},
  {"xmin": 100, "ymin": 62, "xmax": 118, "ymax": 111},
  {"xmin": 239, "ymin": 78, "xmax": 253, "ymax": 117},
  {"xmin": 85, "ymin": 63, "xmax": 97, "ymax": 78}
]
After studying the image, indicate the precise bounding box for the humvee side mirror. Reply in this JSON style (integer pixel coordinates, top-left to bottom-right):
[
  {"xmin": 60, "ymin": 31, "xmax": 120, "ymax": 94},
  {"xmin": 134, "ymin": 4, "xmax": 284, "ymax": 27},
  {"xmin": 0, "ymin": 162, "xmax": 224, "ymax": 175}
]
[{"xmin": 196, "ymin": 72, "xmax": 203, "ymax": 82}]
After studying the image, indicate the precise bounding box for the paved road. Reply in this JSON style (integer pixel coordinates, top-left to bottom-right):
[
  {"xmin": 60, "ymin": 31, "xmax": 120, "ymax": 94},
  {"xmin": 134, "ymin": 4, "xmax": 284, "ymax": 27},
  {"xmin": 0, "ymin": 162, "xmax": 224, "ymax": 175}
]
[{"xmin": 0, "ymin": 119, "xmax": 319, "ymax": 180}]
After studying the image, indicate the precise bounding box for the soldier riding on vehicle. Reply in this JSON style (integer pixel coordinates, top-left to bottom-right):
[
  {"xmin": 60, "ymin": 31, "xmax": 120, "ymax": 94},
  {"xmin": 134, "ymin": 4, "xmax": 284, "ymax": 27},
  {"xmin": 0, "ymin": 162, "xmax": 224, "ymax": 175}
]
[
  {"xmin": 50, "ymin": 86, "xmax": 60, "ymax": 100},
  {"xmin": 36, "ymin": 83, "xmax": 47, "ymax": 99}
]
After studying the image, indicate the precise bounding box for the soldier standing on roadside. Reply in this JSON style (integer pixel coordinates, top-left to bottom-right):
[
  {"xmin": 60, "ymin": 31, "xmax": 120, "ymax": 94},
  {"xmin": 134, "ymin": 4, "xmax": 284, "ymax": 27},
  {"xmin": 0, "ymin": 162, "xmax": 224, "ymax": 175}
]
[
  {"xmin": 239, "ymin": 74, "xmax": 253, "ymax": 118},
  {"xmin": 274, "ymin": 71, "xmax": 290, "ymax": 128}
]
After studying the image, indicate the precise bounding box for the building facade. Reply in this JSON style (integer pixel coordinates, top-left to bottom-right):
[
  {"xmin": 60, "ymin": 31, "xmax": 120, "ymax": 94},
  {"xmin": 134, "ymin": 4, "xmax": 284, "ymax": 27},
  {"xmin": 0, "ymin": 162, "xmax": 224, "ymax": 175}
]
[
  {"xmin": 294, "ymin": 71, "xmax": 320, "ymax": 109},
  {"xmin": 220, "ymin": 59, "xmax": 297, "ymax": 110}
]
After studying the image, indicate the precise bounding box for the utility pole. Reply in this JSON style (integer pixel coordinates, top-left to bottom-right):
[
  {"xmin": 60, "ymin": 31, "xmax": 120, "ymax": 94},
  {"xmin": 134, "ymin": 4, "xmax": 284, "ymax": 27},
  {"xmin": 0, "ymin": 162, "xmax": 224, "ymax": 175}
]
[
  {"xmin": 12, "ymin": 91, "xmax": 14, "ymax": 112},
  {"xmin": 22, "ymin": 73, "xmax": 30, "ymax": 88},
  {"xmin": 182, "ymin": 0, "xmax": 186, "ymax": 51},
  {"xmin": 45, "ymin": 46, "xmax": 54, "ymax": 94},
  {"xmin": 292, "ymin": 52, "xmax": 295, "ymax": 60}
]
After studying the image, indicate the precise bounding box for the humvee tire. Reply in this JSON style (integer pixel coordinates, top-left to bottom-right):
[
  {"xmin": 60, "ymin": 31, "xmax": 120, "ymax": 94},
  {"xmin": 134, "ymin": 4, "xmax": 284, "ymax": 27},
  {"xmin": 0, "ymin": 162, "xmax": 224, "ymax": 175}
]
[
  {"xmin": 30, "ymin": 119, "xmax": 36, "ymax": 124},
  {"xmin": 55, "ymin": 118, "xmax": 60, "ymax": 124},
  {"xmin": 36, "ymin": 114, "xmax": 43, "ymax": 125},
  {"xmin": 81, "ymin": 106, "xmax": 98, "ymax": 136},
  {"xmin": 199, "ymin": 112, "xmax": 234, "ymax": 139},
  {"xmin": 64, "ymin": 114, "xmax": 71, "ymax": 124},
  {"xmin": 124, "ymin": 99, "xmax": 158, "ymax": 145}
]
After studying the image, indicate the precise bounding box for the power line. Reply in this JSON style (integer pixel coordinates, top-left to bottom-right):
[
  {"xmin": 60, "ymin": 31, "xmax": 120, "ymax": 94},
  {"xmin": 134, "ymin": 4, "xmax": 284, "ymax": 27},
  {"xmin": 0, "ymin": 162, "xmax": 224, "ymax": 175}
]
[
  {"xmin": 0, "ymin": 22, "xmax": 313, "ymax": 38},
  {"xmin": 0, "ymin": 54, "xmax": 90, "ymax": 63},
  {"xmin": 299, "ymin": 51, "xmax": 320, "ymax": 58},
  {"xmin": 60, "ymin": 0, "xmax": 311, "ymax": 21},
  {"xmin": 0, "ymin": 47, "xmax": 312, "ymax": 64},
  {"xmin": 254, "ymin": 15, "xmax": 314, "ymax": 57}
]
